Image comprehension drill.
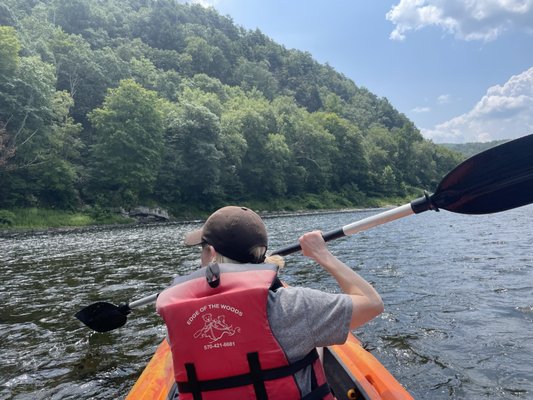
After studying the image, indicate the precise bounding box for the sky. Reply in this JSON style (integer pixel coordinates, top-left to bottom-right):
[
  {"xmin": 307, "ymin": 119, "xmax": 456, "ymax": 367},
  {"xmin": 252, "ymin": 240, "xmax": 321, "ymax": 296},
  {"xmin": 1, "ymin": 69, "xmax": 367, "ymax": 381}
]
[{"xmin": 182, "ymin": 0, "xmax": 533, "ymax": 143}]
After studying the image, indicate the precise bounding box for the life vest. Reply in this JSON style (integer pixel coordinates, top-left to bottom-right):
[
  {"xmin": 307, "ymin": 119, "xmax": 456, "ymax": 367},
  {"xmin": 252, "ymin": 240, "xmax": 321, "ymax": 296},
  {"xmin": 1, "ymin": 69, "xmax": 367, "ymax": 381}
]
[{"xmin": 156, "ymin": 263, "xmax": 333, "ymax": 400}]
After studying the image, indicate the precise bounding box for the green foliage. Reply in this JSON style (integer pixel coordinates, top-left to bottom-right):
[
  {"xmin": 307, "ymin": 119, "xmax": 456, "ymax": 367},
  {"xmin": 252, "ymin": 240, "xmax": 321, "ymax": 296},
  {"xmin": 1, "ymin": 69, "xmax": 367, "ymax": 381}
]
[
  {"xmin": 0, "ymin": 0, "xmax": 466, "ymax": 218},
  {"xmin": 88, "ymin": 79, "xmax": 164, "ymax": 207},
  {"xmin": 1, "ymin": 27, "xmax": 82, "ymax": 208},
  {"xmin": 0, "ymin": 209, "xmax": 16, "ymax": 226},
  {"xmin": 0, "ymin": 26, "xmax": 20, "ymax": 76},
  {"xmin": 1, "ymin": 207, "xmax": 131, "ymax": 228},
  {"xmin": 158, "ymin": 99, "xmax": 223, "ymax": 205},
  {"xmin": 234, "ymin": 58, "xmax": 279, "ymax": 100}
]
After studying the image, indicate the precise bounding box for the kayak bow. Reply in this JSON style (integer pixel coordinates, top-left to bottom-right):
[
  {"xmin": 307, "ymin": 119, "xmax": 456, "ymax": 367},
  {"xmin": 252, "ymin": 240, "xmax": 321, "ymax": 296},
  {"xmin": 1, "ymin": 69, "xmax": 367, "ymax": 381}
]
[{"xmin": 126, "ymin": 332, "xmax": 413, "ymax": 400}]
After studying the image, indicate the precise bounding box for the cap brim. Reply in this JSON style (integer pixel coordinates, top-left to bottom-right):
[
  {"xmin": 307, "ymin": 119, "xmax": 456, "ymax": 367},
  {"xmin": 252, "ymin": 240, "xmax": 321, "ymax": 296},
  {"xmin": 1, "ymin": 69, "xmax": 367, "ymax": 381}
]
[{"xmin": 184, "ymin": 228, "xmax": 203, "ymax": 246}]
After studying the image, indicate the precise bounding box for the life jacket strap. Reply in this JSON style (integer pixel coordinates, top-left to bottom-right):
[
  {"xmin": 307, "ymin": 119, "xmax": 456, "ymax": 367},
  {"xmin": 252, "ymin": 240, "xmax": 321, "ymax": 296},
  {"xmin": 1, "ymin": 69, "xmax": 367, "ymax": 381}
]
[
  {"xmin": 178, "ymin": 349, "xmax": 330, "ymax": 399},
  {"xmin": 302, "ymin": 383, "xmax": 331, "ymax": 400},
  {"xmin": 184, "ymin": 363, "xmax": 202, "ymax": 400},
  {"xmin": 247, "ymin": 352, "xmax": 268, "ymax": 400}
]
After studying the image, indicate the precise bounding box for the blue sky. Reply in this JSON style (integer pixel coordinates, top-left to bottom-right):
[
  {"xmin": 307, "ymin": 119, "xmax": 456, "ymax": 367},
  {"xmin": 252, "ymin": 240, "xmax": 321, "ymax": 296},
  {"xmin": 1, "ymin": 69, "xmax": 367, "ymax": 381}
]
[{"xmin": 184, "ymin": 0, "xmax": 533, "ymax": 143}]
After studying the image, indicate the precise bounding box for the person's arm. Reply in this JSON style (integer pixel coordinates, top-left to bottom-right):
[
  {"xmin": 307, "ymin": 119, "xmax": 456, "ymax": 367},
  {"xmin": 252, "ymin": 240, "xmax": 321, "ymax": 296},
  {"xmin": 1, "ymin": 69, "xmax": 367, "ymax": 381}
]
[{"xmin": 298, "ymin": 230, "xmax": 384, "ymax": 330}]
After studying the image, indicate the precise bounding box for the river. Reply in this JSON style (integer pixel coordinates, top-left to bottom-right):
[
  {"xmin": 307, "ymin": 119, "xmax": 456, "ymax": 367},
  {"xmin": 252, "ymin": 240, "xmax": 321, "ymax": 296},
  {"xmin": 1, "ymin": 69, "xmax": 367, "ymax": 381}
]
[{"xmin": 1, "ymin": 205, "xmax": 532, "ymax": 399}]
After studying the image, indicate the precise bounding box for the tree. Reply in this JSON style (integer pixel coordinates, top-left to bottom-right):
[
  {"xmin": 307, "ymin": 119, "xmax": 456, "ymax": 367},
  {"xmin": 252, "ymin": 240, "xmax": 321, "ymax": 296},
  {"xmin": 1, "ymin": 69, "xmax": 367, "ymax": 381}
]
[
  {"xmin": 129, "ymin": 56, "xmax": 159, "ymax": 89},
  {"xmin": 52, "ymin": 0, "xmax": 92, "ymax": 36},
  {"xmin": 1, "ymin": 0, "xmax": 461, "ymax": 211},
  {"xmin": 0, "ymin": 55, "xmax": 56, "ymax": 172},
  {"xmin": 26, "ymin": 90, "xmax": 82, "ymax": 208},
  {"xmin": 311, "ymin": 112, "xmax": 369, "ymax": 191},
  {"xmin": 223, "ymin": 93, "xmax": 279, "ymax": 198},
  {"xmin": 182, "ymin": 36, "xmax": 229, "ymax": 80},
  {"xmin": 290, "ymin": 113, "xmax": 336, "ymax": 193},
  {"xmin": 281, "ymin": 50, "xmax": 323, "ymax": 112},
  {"xmin": 411, "ymin": 140, "xmax": 438, "ymax": 188},
  {"xmin": 15, "ymin": 12, "xmax": 127, "ymax": 125},
  {"xmin": 177, "ymin": 101, "xmax": 222, "ymax": 203},
  {"xmin": 88, "ymin": 79, "xmax": 164, "ymax": 207},
  {"xmin": 262, "ymin": 133, "xmax": 290, "ymax": 196},
  {"xmin": 0, "ymin": 26, "xmax": 20, "ymax": 169},
  {"xmin": 379, "ymin": 165, "xmax": 397, "ymax": 194},
  {"xmin": 363, "ymin": 124, "xmax": 399, "ymax": 195},
  {"xmin": 271, "ymin": 96, "xmax": 308, "ymax": 195},
  {"xmin": 157, "ymin": 99, "xmax": 223, "ymax": 207},
  {"xmin": 393, "ymin": 122, "xmax": 423, "ymax": 186},
  {"xmin": 0, "ymin": 3, "xmax": 16, "ymax": 26},
  {"xmin": 233, "ymin": 57, "xmax": 279, "ymax": 100},
  {"xmin": 0, "ymin": 26, "xmax": 19, "ymax": 77},
  {"xmin": 218, "ymin": 112, "xmax": 248, "ymax": 199},
  {"xmin": 133, "ymin": 0, "xmax": 187, "ymax": 51},
  {"xmin": 1, "ymin": 28, "xmax": 82, "ymax": 207}
]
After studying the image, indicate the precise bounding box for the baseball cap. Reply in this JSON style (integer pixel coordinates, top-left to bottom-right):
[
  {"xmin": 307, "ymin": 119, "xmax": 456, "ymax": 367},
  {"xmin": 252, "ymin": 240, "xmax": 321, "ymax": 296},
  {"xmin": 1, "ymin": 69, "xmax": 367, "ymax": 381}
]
[{"xmin": 184, "ymin": 206, "xmax": 268, "ymax": 263}]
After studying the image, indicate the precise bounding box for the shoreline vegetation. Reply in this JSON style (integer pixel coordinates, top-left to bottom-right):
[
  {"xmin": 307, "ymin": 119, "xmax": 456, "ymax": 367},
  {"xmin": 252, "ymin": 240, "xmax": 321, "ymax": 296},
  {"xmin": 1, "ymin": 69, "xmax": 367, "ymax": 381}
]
[
  {"xmin": 0, "ymin": 194, "xmax": 411, "ymax": 237},
  {"xmin": 2, "ymin": 2, "xmax": 464, "ymax": 222}
]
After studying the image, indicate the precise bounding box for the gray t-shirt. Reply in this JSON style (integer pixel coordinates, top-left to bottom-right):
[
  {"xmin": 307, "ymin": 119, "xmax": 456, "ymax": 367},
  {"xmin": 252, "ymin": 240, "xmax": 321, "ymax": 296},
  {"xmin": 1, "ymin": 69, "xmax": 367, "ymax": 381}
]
[{"xmin": 267, "ymin": 286, "xmax": 353, "ymax": 395}]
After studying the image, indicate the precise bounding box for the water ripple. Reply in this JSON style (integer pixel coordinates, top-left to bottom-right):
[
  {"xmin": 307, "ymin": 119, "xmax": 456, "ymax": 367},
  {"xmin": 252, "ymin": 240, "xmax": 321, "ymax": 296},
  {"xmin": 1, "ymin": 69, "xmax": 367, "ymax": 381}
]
[{"xmin": 1, "ymin": 206, "xmax": 532, "ymax": 399}]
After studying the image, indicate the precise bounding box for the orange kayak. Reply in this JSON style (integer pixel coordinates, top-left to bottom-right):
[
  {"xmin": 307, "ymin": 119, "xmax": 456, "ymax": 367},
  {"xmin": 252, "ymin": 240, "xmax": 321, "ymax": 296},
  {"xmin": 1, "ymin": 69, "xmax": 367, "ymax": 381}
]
[{"xmin": 126, "ymin": 332, "xmax": 412, "ymax": 399}]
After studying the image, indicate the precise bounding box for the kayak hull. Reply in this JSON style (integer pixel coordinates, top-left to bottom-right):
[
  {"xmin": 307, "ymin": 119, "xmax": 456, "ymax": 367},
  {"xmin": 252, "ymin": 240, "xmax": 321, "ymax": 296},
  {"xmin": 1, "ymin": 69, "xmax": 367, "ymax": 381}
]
[
  {"xmin": 126, "ymin": 339, "xmax": 175, "ymax": 400},
  {"xmin": 126, "ymin": 333, "xmax": 412, "ymax": 400}
]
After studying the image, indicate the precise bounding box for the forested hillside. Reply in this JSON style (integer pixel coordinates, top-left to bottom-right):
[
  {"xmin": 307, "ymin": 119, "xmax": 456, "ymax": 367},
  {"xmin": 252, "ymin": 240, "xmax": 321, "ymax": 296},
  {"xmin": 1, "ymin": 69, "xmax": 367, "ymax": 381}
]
[{"xmin": 0, "ymin": 0, "xmax": 462, "ymax": 215}]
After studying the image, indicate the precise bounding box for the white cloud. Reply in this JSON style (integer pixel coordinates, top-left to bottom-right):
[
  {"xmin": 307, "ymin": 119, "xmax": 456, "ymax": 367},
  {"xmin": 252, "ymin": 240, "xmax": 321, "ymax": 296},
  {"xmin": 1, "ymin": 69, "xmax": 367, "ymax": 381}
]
[
  {"xmin": 422, "ymin": 67, "xmax": 533, "ymax": 142},
  {"xmin": 412, "ymin": 106, "xmax": 431, "ymax": 113},
  {"xmin": 387, "ymin": 0, "xmax": 533, "ymax": 41},
  {"xmin": 437, "ymin": 94, "xmax": 451, "ymax": 104}
]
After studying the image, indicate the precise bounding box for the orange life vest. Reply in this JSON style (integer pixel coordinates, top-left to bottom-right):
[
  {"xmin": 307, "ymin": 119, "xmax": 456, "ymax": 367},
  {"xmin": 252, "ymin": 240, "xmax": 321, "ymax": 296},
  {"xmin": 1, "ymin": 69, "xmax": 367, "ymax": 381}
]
[{"xmin": 156, "ymin": 263, "xmax": 332, "ymax": 400}]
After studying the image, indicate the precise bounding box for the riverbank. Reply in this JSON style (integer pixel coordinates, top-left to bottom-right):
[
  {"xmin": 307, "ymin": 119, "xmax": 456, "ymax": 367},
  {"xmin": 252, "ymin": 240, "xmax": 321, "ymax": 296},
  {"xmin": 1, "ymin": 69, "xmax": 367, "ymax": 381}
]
[
  {"xmin": 0, "ymin": 206, "xmax": 394, "ymax": 239},
  {"xmin": 0, "ymin": 207, "xmax": 132, "ymax": 228},
  {"xmin": 0, "ymin": 194, "xmax": 411, "ymax": 236}
]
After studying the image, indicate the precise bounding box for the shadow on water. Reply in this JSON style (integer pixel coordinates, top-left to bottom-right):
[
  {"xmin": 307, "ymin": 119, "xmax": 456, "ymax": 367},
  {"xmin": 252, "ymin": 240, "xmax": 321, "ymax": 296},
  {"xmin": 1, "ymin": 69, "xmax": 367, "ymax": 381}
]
[{"xmin": 1, "ymin": 206, "xmax": 532, "ymax": 399}]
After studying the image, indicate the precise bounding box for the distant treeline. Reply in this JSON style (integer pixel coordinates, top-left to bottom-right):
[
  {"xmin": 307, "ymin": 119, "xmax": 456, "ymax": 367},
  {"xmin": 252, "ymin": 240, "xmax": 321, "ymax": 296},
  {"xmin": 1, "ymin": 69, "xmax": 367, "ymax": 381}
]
[
  {"xmin": 440, "ymin": 140, "xmax": 509, "ymax": 158},
  {"xmin": 0, "ymin": 0, "xmax": 463, "ymax": 214}
]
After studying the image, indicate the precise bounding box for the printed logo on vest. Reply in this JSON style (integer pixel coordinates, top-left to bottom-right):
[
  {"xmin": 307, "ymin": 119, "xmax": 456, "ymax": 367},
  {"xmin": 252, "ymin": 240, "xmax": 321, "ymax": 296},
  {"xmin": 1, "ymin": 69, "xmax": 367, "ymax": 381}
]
[{"xmin": 187, "ymin": 303, "xmax": 243, "ymax": 350}]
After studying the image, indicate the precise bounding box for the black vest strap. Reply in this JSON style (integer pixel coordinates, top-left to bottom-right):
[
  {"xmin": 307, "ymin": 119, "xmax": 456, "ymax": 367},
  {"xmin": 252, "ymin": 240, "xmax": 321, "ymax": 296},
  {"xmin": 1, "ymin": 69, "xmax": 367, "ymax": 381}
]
[
  {"xmin": 184, "ymin": 363, "xmax": 202, "ymax": 400},
  {"xmin": 177, "ymin": 349, "xmax": 330, "ymax": 398},
  {"xmin": 247, "ymin": 352, "xmax": 268, "ymax": 400},
  {"xmin": 302, "ymin": 383, "xmax": 331, "ymax": 400},
  {"xmin": 269, "ymin": 276, "xmax": 284, "ymax": 291}
]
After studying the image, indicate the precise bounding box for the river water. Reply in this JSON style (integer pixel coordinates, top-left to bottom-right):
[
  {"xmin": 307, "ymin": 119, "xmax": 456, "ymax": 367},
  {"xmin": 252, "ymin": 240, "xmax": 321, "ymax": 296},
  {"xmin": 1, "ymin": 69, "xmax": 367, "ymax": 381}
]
[{"xmin": 1, "ymin": 205, "xmax": 532, "ymax": 399}]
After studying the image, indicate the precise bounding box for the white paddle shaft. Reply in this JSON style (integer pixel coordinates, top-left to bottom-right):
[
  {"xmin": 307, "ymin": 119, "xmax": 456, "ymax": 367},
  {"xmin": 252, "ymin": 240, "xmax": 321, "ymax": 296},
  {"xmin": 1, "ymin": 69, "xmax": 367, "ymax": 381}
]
[
  {"xmin": 129, "ymin": 293, "xmax": 158, "ymax": 309},
  {"xmin": 342, "ymin": 203, "xmax": 414, "ymax": 236}
]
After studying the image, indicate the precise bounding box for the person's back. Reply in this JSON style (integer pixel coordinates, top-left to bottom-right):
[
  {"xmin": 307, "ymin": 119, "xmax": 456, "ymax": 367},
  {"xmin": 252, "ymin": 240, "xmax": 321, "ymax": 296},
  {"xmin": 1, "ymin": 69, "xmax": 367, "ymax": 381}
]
[
  {"xmin": 158, "ymin": 262, "xmax": 332, "ymax": 399},
  {"xmin": 156, "ymin": 206, "xmax": 384, "ymax": 399}
]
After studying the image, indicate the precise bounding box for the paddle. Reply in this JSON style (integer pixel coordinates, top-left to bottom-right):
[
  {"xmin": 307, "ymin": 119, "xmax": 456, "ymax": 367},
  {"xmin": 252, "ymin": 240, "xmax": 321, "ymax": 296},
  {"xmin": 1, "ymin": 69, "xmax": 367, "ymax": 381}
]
[
  {"xmin": 75, "ymin": 293, "xmax": 157, "ymax": 332},
  {"xmin": 76, "ymin": 133, "xmax": 533, "ymax": 332}
]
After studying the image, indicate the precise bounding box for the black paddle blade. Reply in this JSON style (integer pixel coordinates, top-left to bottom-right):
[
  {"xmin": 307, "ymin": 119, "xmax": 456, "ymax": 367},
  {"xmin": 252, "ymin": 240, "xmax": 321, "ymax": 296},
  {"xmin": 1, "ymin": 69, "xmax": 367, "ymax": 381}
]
[
  {"xmin": 431, "ymin": 134, "xmax": 533, "ymax": 214},
  {"xmin": 75, "ymin": 302, "xmax": 130, "ymax": 332}
]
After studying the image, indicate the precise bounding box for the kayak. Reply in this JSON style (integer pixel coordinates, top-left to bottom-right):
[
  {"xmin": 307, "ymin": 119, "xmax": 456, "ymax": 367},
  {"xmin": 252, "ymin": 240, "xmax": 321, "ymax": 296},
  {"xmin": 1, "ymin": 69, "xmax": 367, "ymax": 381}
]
[{"xmin": 126, "ymin": 332, "xmax": 413, "ymax": 399}]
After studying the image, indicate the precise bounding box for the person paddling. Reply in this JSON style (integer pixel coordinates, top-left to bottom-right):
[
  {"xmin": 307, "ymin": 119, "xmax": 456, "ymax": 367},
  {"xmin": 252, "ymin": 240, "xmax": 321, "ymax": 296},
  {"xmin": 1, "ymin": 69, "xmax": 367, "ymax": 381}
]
[{"xmin": 156, "ymin": 206, "xmax": 384, "ymax": 399}]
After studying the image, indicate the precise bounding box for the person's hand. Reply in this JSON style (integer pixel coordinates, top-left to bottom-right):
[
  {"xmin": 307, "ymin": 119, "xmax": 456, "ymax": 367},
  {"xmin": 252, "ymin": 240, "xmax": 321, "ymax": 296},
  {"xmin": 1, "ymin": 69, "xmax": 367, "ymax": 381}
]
[
  {"xmin": 298, "ymin": 230, "xmax": 331, "ymax": 265},
  {"xmin": 300, "ymin": 231, "xmax": 384, "ymax": 330}
]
